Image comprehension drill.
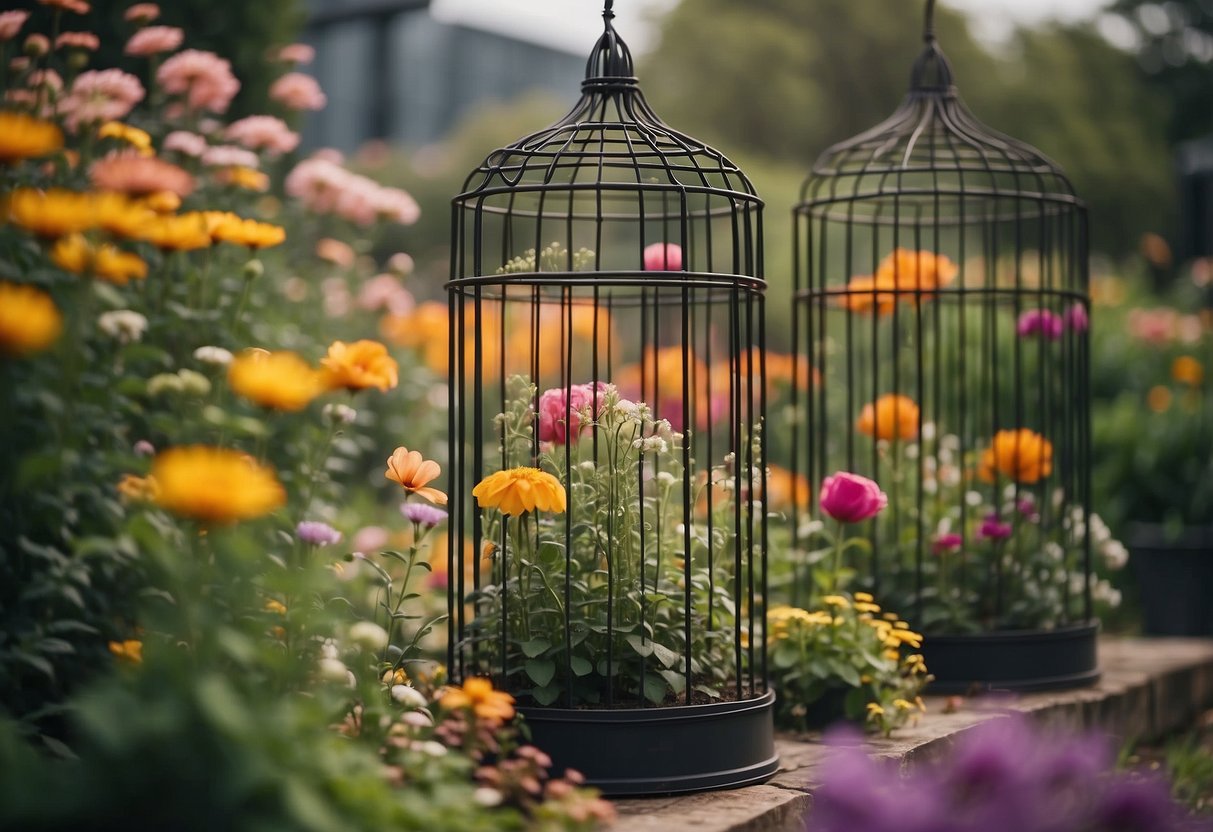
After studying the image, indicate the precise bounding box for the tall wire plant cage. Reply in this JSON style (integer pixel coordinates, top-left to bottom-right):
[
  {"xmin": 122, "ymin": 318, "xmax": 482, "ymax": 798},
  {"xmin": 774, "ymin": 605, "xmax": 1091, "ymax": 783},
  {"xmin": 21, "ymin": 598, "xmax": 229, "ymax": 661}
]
[
  {"xmin": 446, "ymin": 1, "xmax": 778, "ymax": 794},
  {"xmin": 791, "ymin": 0, "xmax": 1098, "ymax": 692}
]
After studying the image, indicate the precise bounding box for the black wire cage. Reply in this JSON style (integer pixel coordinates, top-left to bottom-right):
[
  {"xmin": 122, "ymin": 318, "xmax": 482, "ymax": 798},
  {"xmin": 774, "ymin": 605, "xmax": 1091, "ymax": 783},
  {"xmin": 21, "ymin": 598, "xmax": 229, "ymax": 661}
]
[
  {"xmin": 446, "ymin": 1, "xmax": 777, "ymax": 794},
  {"xmin": 791, "ymin": 1, "xmax": 1098, "ymax": 692}
]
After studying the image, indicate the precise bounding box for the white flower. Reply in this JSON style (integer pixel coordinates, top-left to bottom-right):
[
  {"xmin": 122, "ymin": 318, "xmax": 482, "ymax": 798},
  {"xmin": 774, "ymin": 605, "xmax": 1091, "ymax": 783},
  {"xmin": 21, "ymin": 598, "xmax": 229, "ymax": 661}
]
[
  {"xmin": 391, "ymin": 684, "xmax": 428, "ymax": 709},
  {"xmin": 921, "ymin": 422, "xmax": 937, "ymax": 441},
  {"xmin": 923, "ymin": 478, "xmax": 938, "ymax": 495},
  {"xmin": 656, "ymin": 471, "xmax": 677, "ymax": 487},
  {"xmin": 473, "ymin": 787, "xmax": 503, "ymax": 807},
  {"xmin": 1044, "ymin": 542, "xmax": 1064, "ymax": 562},
  {"xmin": 193, "ymin": 345, "xmax": 234, "ymax": 366},
  {"xmin": 401, "ymin": 710, "xmax": 433, "ymax": 728},
  {"xmin": 965, "ymin": 490, "xmax": 984, "ymax": 507},
  {"xmin": 419, "ymin": 740, "xmax": 447, "ymax": 757},
  {"xmin": 904, "ymin": 443, "xmax": 920, "ymax": 460},
  {"xmin": 427, "ymin": 383, "xmax": 450, "ymax": 409},
  {"xmin": 939, "ymin": 433, "xmax": 960, "ymax": 451},
  {"xmin": 349, "ymin": 621, "xmax": 389, "ymax": 651},
  {"xmin": 320, "ymin": 639, "xmax": 339, "ymax": 660},
  {"xmin": 97, "ymin": 309, "xmax": 147, "ymax": 343},
  {"xmin": 1101, "ymin": 539, "xmax": 1128, "ymax": 571},
  {"xmin": 940, "ymin": 465, "xmax": 961, "ymax": 487},
  {"xmin": 323, "ymin": 402, "xmax": 357, "ymax": 425},
  {"xmin": 1089, "ymin": 513, "xmax": 1111, "ymax": 546},
  {"xmin": 798, "ymin": 519, "xmax": 824, "ymax": 538},
  {"xmin": 317, "ymin": 657, "xmax": 349, "ymax": 683}
]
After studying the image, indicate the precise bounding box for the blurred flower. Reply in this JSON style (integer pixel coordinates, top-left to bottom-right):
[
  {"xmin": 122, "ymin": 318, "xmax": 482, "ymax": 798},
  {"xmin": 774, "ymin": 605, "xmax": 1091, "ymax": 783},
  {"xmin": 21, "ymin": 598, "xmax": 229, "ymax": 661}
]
[
  {"xmin": 391, "ymin": 684, "xmax": 427, "ymax": 708},
  {"xmin": 286, "ymin": 155, "xmax": 420, "ymax": 226},
  {"xmin": 0, "ymin": 112, "xmax": 64, "ymax": 163},
  {"xmin": 1147, "ymin": 385, "xmax": 1172, "ymax": 413},
  {"xmin": 932, "ymin": 533, "xmax": 963, "ymax": 554},
  {"xmin": 0, "ymin": 282, "xmax": 62, "ymax": 355},
  {"xmin": 90, "ymin": 152, "xmax": 195, "ymax": 197},
  {"xmin": 157, "ymin": 49, "xmax": 240, "ymax": 114},
  {"xmin": 322, "ymin": 402, "xmax": 357, "ymax": 425},
  {"xmin": 97, "ymin": 309, "xmax": 148, "ymax": 343},
  {"xmin": 315, "ymin": 237, "xmax": 355, "ymax": 266},
  {"xmin": 201, "ymin": 144, "xmax": 260, "ymax": 169},
  {"xmin": 132, "ymin": 439, "xmax": 155, "ymax": 458},
  {"xmin": 643, "ymin": 242, "xmax": 682, "ymax": 271},
  {"xmin": 321, "ymin": 339, "xmax": 398, "ymax": 392},
  {"xmin": 209, "ymin": 214, "xmax": 285, "ymax": 249},
  {"xmin": 978, "ymin": 514, "xmax": 1013, "ymax": 541},
  {"xmin": 387, "ymin": 251, "xmax": 414, "ymax": 275},
  {"xmin": 1140, "ymin": 231, "xmax": 1172, "ymax": 269},
  {"xmin": 269, "ymin": 72, "xmax": 326, "ymax": 111},
  {"xmin": 357, "ymin": 273, "xmax": 414, "ymax": 315},
  {"xmin": 141, "ymin": 212, "xmax": 212, "ymax": 251},
  {"xmin": 227, "ymin": 349, "xmax": 326, "ymax": 411},
  {"xmin": 472, "ymin": 467, "xmax": 566, "ymax": 517},
  {"xmin": 52, "ymin": 233, "xmax": 148, "ymax": 285},
  {"xmin": 402, "ymin": 502, "xmax": 448, "ymax": 528},
  {"xmin": 193, "ymin": 345, "xmax": 234, "ymax": 366},
  {"xmin": 124, "ymin": 25, "xmax": 182, "ymax": 57},
  {"xmin": 1064, "ymin": 302, "xmax": 1089, "ymax": 333},
  {"xmin": 139, "ymin": 190, "xmax": 180, "ymax": 213},
  {"xmin": 1016, "ymin": 308, "xmax": 1064, "ymax": 339},
  {"xmin": 819, "ymin": 472, "xmax": 887, "ymax": 523},
  {"xmin": 98, "ymin": 121, "xmax": 153, "ymax": 155},
  {"xmin": 108, "ymin": 639, "xmax": 142, "ymax": 664},
  {"xmin": 841, "ymin": 249, "xmax": 958, "ymax": 315},
  {"xmin": 765, "ymin": 464, "xmax": 812, "ymax": 510},
  {"xmin": 151, "ymin": 446, "xmax": 285, "ymax": 523},
  {"xmin": 22, "ymin": 34, "xmax": 49, "ymax": 58},
  {"xmin": 55, "ymin": 31, "xmax": 99, "ymax": 51},
  {"xmin": 0, "ymin": 11, "xmax": 30, "ymax": 41},
  {"xmin": 385, "ymin": 447, "xmax": 447, "ymax": 506},
  {"xmin": 40, "ymin": 0, "xmax": 90, "ymax": 14},
  {"xmin": 277, "ymin": 43, "xmax": 315, "ymax": 65},
  {"xmin": 163, "ymin": 130, "xmax": 207, "ymax": 157},
  {"xmin": 124, "ymin": 3, "xmax": 160, "ymax": 23},
  {"xmin": 857, "ymin": 393, "xmax": 919, "ymax": 441},
  {"xmin": 440, "ymin": 677, "xmax": 515, "ymax": 725},
  {"xmin": 117, "ymin": 473, "xmax": 158, "ymax": 502},
  {"xmin": 3, "ymin": 188, "xmax": 97, "ymax": 237},
  {"xmin": 213, "ymin": 165, "xmax": 269, "ymax": 191},
  {"xmin": 59, "ymin": 69, "xmax": 145, "ymax": 129},
  {"xmin": 352, "ymin": 525, "xmax": 390, "ymax": 554},
  {"xmin": 1171, "ymin": 355, "xmax": 1203, "ymax": 387},
  {"xmin": 297, "ymin": 520, "xmax": 342, "ymax": 547},
  {"xmin": 225, "ymin": 115, "xmax": 300, "ymax": 156},
  {"xmin": 978, "ymin": 428, "xmax": 1053, "ymax": 484}
]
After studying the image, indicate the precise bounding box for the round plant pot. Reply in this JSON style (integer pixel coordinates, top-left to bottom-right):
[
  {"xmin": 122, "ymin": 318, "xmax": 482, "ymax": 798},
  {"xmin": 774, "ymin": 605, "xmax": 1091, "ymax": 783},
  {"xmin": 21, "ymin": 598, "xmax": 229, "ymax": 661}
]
[
  {"xmin": 920, "ymin": 621, "xmax": 1100, "ymax": 694},
  {"xmin": 1128, "ymin": 523, "xmax": 1213, "ymax": 636},
  {"xmin": 519, "ymin": 689, "xmax": 779, "ymax": 796}
]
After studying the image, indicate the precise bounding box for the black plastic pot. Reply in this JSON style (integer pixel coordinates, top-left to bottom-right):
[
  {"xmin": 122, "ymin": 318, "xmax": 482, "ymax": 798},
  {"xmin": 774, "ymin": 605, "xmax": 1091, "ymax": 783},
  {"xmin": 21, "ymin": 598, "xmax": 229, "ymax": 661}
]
[
  {"xmin": 519, "ymin": 690, "xmax": 779, "ymax": 796},
  {"xmin": 1128, "ymin": 523, "xmax": 1213, "ymax": 636},
  {"xmin": 920, "ymin": 622, "xmax": 1100, "ymax": 694}
]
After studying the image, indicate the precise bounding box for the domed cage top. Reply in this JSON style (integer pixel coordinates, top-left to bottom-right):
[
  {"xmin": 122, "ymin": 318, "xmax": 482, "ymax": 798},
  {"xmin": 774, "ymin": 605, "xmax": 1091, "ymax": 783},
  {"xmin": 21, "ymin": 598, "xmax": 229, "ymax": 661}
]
[
  {"xmin": 791, "ymin": 0, "xmax": 1096, "ymax": 690},
  {"xmin": 446, "ymin": 5, "xmax": 776, "ymax": 782}
]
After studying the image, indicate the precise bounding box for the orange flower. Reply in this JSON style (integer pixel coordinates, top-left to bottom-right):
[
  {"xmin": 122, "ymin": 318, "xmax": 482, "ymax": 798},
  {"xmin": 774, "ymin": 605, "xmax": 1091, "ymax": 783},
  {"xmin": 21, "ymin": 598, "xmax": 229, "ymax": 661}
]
[
  {"xmin": 1172, "ymin": 355, "xmax": 1203, "ymax": 387},
  {"xmin": 857, "ymin": 394, "xmax": 920, "ymax": 441},
  {"xmin": 472, "ymin": 467, "xmax": 566, "ymax": 517},
  {"xmin": 90, "ymin": 153, "xmax": 195, "ymax": 197},
  {"xmin": 1147, "ymin": 385, "xmax": 1173, "ymax": 413},
  {"xmin": 151, "ymin": 446, "xmax": 286, "ymax": 523},
  {"xmin": 210, "ymin": 215, "xmax": 286, "ymax": 250},
  {"xmin": 117, "ymin": 473, "xmax": 159, "ymax": 502},
  {"xmin": 140, "ymin": 212, "xmax": 212, "ymax": 251},
  {"xmin": 385, "ymin": 446, "xmax": 447, "ymax": 506},
  {"xmin": 840, "ymin": 249, "xmax": 958, "ymax": 315},
  {"xmin": 321, "ymin": 339, "xmax": 399, "ymax": 392},
  {"xmin": 51, "ymin": 233, "xmax": 147, "ymax": 285},
  {"xmin": 108, "ymin": 639, "xmax": 143, "ymax": 664},
  {"xmin": 3, "ymin": 188, "xmax": 97, "ymax": 237},
  {"xmin": 214, "ymin": 165, "xmax": 269, "ymax": 191},
  {"xmin": 316, "ymin": 237, "xmax": 355, "ymax": 267},
  {"xmin": 0, "ymin": 112, "xmax": 64, "ymax": 164},
  {"xmin": 227, "ymin": 349, "xmax": 326, "ymax": 411},
  {"xmin": 977, "ymin": 429, "xmax": 1053, "ymax": 484},
  {"xmin": 439, "ymin": 677, "xmax": 515, "ymax": 725},
  {"xmin": 0, "ymin": 281, "xmax": 62, "ymax": 355},
  {"xmin": 140, "ymin": 191, "xmax": 181, "ymax": 213},
  {"xmin": 97, "ymin": 121, "xmax": 153, "ymax": 156},
  {"xmin": 765, "ymin": 465, "xmax": 811, "ymax": 510},
  {"xmin": 839, "ymin": 273, "xmax": 898, "ymax": 316},
  {"xmin": 93, "ymin": 192, "xmax": 157, "ymax": 240}
]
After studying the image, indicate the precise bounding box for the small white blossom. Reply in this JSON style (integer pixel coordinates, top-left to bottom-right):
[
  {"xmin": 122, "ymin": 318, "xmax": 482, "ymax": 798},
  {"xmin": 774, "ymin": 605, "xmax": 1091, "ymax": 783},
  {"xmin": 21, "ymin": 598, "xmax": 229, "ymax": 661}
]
[
  {"xmin": 1044, "ymin": 542, "xmax": 1065, "ymax": 562},
  {"xmin": 348, "ymin": 621, "xmax": 389, "ymax": 651},
  {"xmin": 193, "ymin": 345, "xmax": 234, "ymax": 366},
  {"xmin": 323, "ymin": 402, "xmax": 357, "ymax": 425},
  {"xmin": 473, "ymin": 787, "xmax": 503, "ymax": 807},
  {"xmin": 1101, "ymin": 539, "xmax": 1128, "ymax": 571},
  {"xmin": 419, "ymin": 740, "xmax": 448, "ymax": 757},
  {"xmin": 965, "ymin": 490, "xmax": 984, "ymax": 507},
  {"xmin": 320, "ymin": 639, "xmax": 340, "ymax": 660},
  {"xmin": 921, "ymin": 422, "xmax": 937, "ymax": 441},
  {"xmin": 798, "ymin": 519, "xmax": 825, "ymax": 538},
  {"xmin": 97, "ymin": 309, "xmax": 148, "ymax": 343},
  {"xmin": 656, "ymin": 471, "xmax": 677, "ymax": 487},
  {"xmin": 317, "ymin": 657, "xmax": 349, "ymax": 683},
  {"xmin": 391, "ymin": 684, "xmax": 428, "ymax": 709}
]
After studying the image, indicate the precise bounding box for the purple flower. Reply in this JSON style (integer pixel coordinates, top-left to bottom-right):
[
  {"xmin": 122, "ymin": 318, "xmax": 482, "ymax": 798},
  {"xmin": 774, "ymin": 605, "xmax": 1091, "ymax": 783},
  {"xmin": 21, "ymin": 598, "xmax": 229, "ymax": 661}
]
[
  {"xmin": 1064, "ymin": 302, "xmax": 1089, "ymax": 333},
  {"xmin": 296, "ymin": 520, "xmax": 343, "ymax": 547},
  {"xmin": 401, "ymin": 501, "xmax": 448, "ymax": 528},
  {"xmin": 932, "ymin": 533, "xmax": 963, "ymax": 555},
  {"xmin": 1016, "ymin": 308, "xmax": 1064, "ymax": 339},
  {"xmin": 1016, "ymin": 496, "xmax": 1040, "ymax": 522},
  {"xmin": 978, "ymin": 514, "xmax": 1013, "ymax": 541}
]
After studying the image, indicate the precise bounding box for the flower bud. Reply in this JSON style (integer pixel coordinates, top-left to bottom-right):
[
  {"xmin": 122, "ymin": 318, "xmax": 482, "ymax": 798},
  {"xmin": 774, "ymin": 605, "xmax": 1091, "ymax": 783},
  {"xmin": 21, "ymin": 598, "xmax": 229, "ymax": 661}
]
[{"xmin": 243, "ymin": 258, "xmax": 264, "ymax": 280}]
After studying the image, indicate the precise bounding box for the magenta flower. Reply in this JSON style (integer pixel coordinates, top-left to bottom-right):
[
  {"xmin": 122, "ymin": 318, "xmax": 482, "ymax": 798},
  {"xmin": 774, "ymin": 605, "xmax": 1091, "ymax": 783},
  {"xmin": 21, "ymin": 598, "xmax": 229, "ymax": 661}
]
[
  {"xmin": 978, "ymin": 514, "xmax": 1013, "ymax": 541},
  {"xmin": 1016, "ymin": 308, "xmax": 1064, "ymax": 339},
  {"xmin": 537, "ymin": 382, "xmax": 606, "ymax": 444},
  {"xmin": 819, "ymin": 472, "xmax": 887, "ymax": 524},
  {"xmin": 642, "ymin": 242, "xmax": 683, "ymax": 272},
  {"xmin": 1064, "ymin": 302, "xmax": 1089, "ymax": 333},
  {"xmin": 932, "ymin": 533, "xmax": 963, "ymax": 555},
  {"xmin": 297, "ymin": 520, "xmax": 343, "ymax": 547},
  {"xmin": 401, "ymin": 502, "xmax": 447, "ymax": 528}
]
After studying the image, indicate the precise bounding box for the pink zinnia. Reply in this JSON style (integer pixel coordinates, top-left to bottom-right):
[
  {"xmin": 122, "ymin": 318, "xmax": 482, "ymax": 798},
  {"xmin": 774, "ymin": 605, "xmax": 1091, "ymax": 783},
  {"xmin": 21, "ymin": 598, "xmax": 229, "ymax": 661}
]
[
  {"xmin": 124, "ymin": 3, "xmax": 160, "ymax": 22},
  {"xmin": 371, "ymin": 186, "xmax": 420, "ymax": 225},
  {"xmin": 277, "ymin": 43, "xmax": 315, "ymax": 65},
  {"xmin": 39, "ymin": 0, "xmax": 90, "ymax": 13},
  {"xmin": 932, "ymin": 533, "xmax": 964, "ymax": 555},
  {"xmin": 59, "ymin": 69, "xmax": 145, "ymax": 130},
  {"xmin": 163, "ymin": 130, "xmax": 207, "ymax": 157},
  {"xmin": 157, "ymin": 49, "xmax": 240, "ymax": 114},
  {"xmin": 125, "ymin": 25, "xmax": 183, "ymax": 57},
  {"xmin": 0, "ymin": 11, "xmax": 30, "ymax": 41},
  {"xmin": 643, "ymin": 242, "xmax": 683, "ymax": 271},
  {"xmin": 1064, "ymin": 302, "xmax": 1089, "ymax": 333},
  {"xmin": 357, "ymin": 274, "xmax": 414, "ymax": 316},
  {"xmin": 23, "ymin": 34, "xmax": 49, "ymax": 57},
  {"xmin": 269, "ymin": 72, "xmax": 326, "ymax": 111},
  {"xmin": 1016, "ymin": 308, "xmax": 1064, "ymax": 340},
  {"xmin": 201, "ymin": 144, "xmax": 260, "ymax": 169},
  {"xmin": 56, "ymin": 31, "xmax": 99, "ymax": 51},
  {"xmin": 225, "ymin": 115, "xmax": 300, "ymax": 156},
  {"xmin": 978, "ymin": 514, "xmax": 1013, "ymax": 541}
]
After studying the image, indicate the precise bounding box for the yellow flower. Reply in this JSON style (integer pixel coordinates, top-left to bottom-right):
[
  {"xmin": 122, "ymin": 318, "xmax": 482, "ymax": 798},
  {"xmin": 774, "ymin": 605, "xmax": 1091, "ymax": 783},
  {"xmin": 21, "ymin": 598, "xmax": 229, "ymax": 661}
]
[
  {"xmin": 472, "ymin": 467, "xmax": 567, "ymax": 517},
  {"xmin": 821, "ymin": 595, "xmax": 850, "ymax": 609},
  {"xmin": 1172, "ymin": 355, "xmax": 1203, "ymax": 387},
  {"xmin": 439, "ymin": 677, "xmax": 515, "ymax": 725},
  {"xmin": 893, "ymin": 698, "xmax": 914, "ymax": 710},
  {"xmin": 227, "ymin": 349, "xmax": 326, "ymax": 411},
  {"xmin": 117, "ymin": 473, "xmax": 159, "ymax": 502},
  {"xmin": 108, "ymin": 639, "xmax": 143, "ymax": 664},
  {"xmin": 977, "ymin": 428, "xmax": 1053, "ymax": 484},
  {"xmin": 93, "ymin": 192, "xmax": 157, "ymax": 240},
  {"xmin": 50, "ymin": 233, "xmax": 147, "ymax": 285},
  {"xmin": 98, "ymin": 121, "xmax": 153, "ymax": 156},
  {"xmin": 0, "ymin": 112, "xmax": 64, "ymax": 164},
  {"xmin": 385, "ymin": 446, "xmax": 448, "ymax": 506},
  {"xmin": 215, "ymin": 165, "xmax": 269, "ymax": 191},
  {"xmin": 383, "ymin": 668, "xmax": 409, "ymax": 686},
  {"xmin": 264, "ymin": 599, "xmax": 287, "ymax": 615},
  {"xmin": 140, "ymin": 191, "xmax": 181, "ymax": 213},
  {"xmin": 866, "ymin": 702, "xmax": 885, "ymax": 716},
  {"xmin": 321, "ymin": 339, "xmax": 399, "ymax": 392},
  {"xmin": 151, "ymin": 446, "xmax": 286, "ymax": 524},
  {"xmin": 883, "ymin": 649, "xmax": 901, "ymax": 661},
  {"xmin": 854, "ymin": 592, "xmax": 874, "ymax": 603},
  {"xmin": 1147, "ymin": 385, "xmax": 1172, "ymax": 413},
  {"xmin": 0, "ymin": 281, "xmax": 62, "ymax": 355},
  {"xmin": 857, "ymin": 393, "xmax": 920, "ymax": 441},
  {"xmin": 210, "ymin": 215, "xmax": 286, "ymax": 250},
  {"xmin": 3, "ymin": 188, "xmax": 97, "ymax": 237},
  {"xmin": 854, "ymin": 601, "xmax": 881, "ymax": 614},
  {"xmin": 140, "ymin": 212, "xmax": 213, "ymax": 251}
]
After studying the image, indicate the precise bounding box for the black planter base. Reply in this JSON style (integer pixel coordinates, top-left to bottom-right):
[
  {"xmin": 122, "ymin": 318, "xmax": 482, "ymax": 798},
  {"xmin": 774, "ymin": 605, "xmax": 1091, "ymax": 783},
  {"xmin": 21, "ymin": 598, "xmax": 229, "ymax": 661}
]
[
  {"xmin": 920, "ymin": 622, "xmax": 1100, "ymax": 694},
  {"xmin": 520, "ymin": 689, "xmax": 779, "ymax": 796}
]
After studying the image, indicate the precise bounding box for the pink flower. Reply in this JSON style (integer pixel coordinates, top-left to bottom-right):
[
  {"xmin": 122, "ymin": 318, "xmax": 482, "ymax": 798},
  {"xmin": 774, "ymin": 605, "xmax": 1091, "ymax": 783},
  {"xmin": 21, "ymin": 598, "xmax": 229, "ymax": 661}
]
[
  {"xmin": 56, "ymin": 31, "xmax": 99, "ymax": 51},
  {"xmin": 269, "ymin": 71, "xmax": 326, "ymax": 111},
  {"xmin": 1016, "ymin": 308, "xmax": 1064, "ymax": 339},
  {"xmin": 387, "ymin": 252, "xmax": 414, "ymax": 275},
  {"xmin": 28, "ymin": 69, "xmax": 63, "ymax": 92},
  {"xmin": 297, "ymin": 520, "xmax": 343, "ymax": 547},
  {"xmin": 200, "ymin": 144, "xmax": 260, "ymax": 169},
  {"xmin": 124, "ymin": 3, "xmax": 160, "ymax": 23},
  {"xmin": 1064, "ymin": 303, "xmax": 1089, "ymax": 333},
  {"xmin": 370, "ymin": 186, "xmax": 420, "ymax": 225},
  {"xmin": 23, "ymin": 34, "xmax": 49, "ymax": 57},
  {"xmin": 932, "ymin": 533, "xmax": 964, "ymax": 555},
  {"xmin": 357, "ymin": 274, "xmax": 414, "ymax": 316},
  {"xmin": 225, "ymin": 115, "xmax": 300, "ymax": 156},
  {"xmin": 277, "ymin": 43, "xmax": 315, "ymax": 65},
  {"xmin": 0, "ymin": 11, "xmax": 30, "ymax": 41},
  {"xmin": 163, "ymin": 130, "xmax": 207, "ymax": 157},
  {"xmin": 643, "ymin": 242, "xmax": 683, "ymax": 271},
  {"xmin": 284, "ymin": 155, "xmax": 420, "ymax": 226},
  {"xmin": 538, "ymin": 383, "xmax": 607, "ymax": 444},
  {"xmin": 978, "ymin": 514, "xmax": 1013, "ymax": 541},
  {"xmin": 59, "ymin": 69, "xmax": 145, "ymax": 130},
  {"xmin": 156, "ymin": 49, "xmax": 240, "ymax": 114},
  {"xmin": 133, "ymin": 439, "xmax": 155, "ymax": 457},
  {"xmin": 125, "ymin": 25, "xmax": 183, "ymax": 57},
  {"xmin": 351, "ymin": 525, "xmax": 389, "ymax": 554},
  {"xmin": 819, "ymin": 472, "xmax": 887, "ymax": 524}
]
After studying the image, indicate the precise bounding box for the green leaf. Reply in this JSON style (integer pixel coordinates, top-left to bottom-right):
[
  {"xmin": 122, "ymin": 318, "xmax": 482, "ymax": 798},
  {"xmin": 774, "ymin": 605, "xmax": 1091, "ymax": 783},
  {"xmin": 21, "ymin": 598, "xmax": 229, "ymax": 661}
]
[
  {"xmin": 624, "ymin": 635, "xmax": 654, "ymax": 658},
  {"xmin": 525, "ymin": 658, "xmax": 556, "ymax": 688},
  {"xmin": 531, "ymin": 684, "xmax": 562, "ymax": 706},
  {"xmin": 658, "ymin": 669, "xmax": 687, "ymax": 695},
  {"xmin": 519, "ymin": 638, "xmax": 551, "ymax": 658},
  {"xmin": 570, "ymin": 656, "xmax": 592, "ymax": 677},
  {"xmin": 650, "ymin": 641, "xmax": 681, "ymax": 669},
  {"xmin": 643, "ymin": 675, "xmax": 668, "ymax": 704}
]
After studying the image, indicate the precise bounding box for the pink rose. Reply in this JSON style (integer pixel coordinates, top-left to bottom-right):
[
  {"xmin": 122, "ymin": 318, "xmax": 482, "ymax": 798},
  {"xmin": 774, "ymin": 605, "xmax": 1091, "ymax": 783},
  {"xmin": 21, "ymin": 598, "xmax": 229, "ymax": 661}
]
[
  {"xmin": 1016, "ymin": 308, "xmax": 1064, "ymax": 339},
  {"xmin": 819, "ymin": 472, "xmax": 887, "ymax": 524},
  {"xmin": 643, "ymin": 242, "xmax": 682, "ymax": 271},
  {"xmin": 537, "ymin": 383, "xmax": 605, "ymax": 444},
  {"xmin": 932, "ymin": 533, "xmax": 964, "ymax": 555}
]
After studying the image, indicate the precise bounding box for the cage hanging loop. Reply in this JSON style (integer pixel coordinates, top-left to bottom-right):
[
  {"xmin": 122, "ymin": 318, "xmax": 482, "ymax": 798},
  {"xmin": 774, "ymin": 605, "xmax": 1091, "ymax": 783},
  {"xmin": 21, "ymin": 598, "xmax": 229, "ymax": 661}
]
[{"xmin": 923, "ymin": 0, "xmax": 936, "ymax": 43}]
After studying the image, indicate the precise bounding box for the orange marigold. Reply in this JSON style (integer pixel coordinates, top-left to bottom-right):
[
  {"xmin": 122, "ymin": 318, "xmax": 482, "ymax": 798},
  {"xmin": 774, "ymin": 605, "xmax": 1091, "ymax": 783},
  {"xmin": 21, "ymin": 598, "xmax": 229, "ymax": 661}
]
[
  {"xmin": 321, "ymin": 339, "xmax": 399, "ymax": 392},
  {"xmin": 0, "ymin": 281, "xmax": 62, "ymax": 355},
  {"xmin": 472, "ymin": 467, "xmax": 567, "ymax": 517},
  {"xmin": 151, "ymin": 446, "xmax": 285, "ymax": 523},
  {"xmin": 227, "ymin": 349, "xmax": 326, "ymax": 411},
  {"xmin": 439, "ymin": 677, "xmax": 515, "ymax": 725},
  {"xmin": 90, "ymin": 152, "xmax": 195, "ymax": 197},
  {"xmin": 977, "ymin": 428, "xmax": 1053, "ymax": 485},
  {"xmin": 1172, "ymin": 355, "xmax": 1203, "ymax": 387},
  {"xmin": 0, "ymin": 112, "xmax": 64, "ymax": 164},
  {"xmin": 210, "ymin": 215, "xmax": 285, "ymax": 249},
  {"xmin": 856, "ymin": 393, "xmax": 920, "ymax": 441}
]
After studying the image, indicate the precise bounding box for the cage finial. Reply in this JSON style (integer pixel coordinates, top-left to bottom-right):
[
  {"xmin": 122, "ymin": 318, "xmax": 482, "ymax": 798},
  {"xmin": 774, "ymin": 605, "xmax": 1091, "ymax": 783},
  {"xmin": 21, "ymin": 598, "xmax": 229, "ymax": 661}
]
[
  {"xmin": 923, "ymin": 0, "xmax": 937, "ymax": 43},
  {"xmin": 604, "ymin": 0, "xmax": 615, "ymax": 23}
]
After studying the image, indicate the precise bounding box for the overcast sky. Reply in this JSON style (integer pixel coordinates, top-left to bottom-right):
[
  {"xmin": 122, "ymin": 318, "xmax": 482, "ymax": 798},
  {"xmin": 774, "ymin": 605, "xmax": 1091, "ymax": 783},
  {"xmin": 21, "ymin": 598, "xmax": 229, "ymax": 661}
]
[{"xmin": 432, "ymin": 0, "xmax": 1112, "ymax": 54}]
